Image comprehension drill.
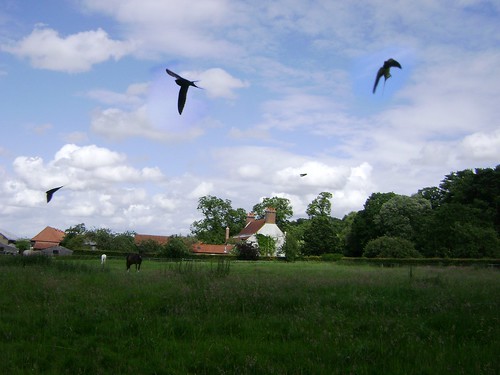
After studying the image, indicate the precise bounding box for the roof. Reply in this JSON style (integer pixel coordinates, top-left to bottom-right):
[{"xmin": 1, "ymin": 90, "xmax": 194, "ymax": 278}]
[
  {"xmin": 134, "ymin": 234, "xmax": 170, "ymax": 245},
  {"xmin": 234, "ymin": 219, "xmax": 265, "ymax": 239},
  {"xmin": 0, "ymin": 228, "xmax": 20, "ymax": 241},
  {"xmin": 192, "ymin": 243, "xmax": 234, "ymax": 254},
  {"xmin": 32, "ymin": 226, "xmax": 65, "ymax": 243}
]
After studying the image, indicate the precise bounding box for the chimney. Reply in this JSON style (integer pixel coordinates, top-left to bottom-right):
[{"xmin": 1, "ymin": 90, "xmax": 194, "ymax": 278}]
[
  {"xmin": 246, "ymin": 212, "xmax": 256, "ymax": 225},
  {"xmin": 225, "ymin": 226, "xmax": 230, "ymax": 242},
  {"xmin": 264, "ymin": 207, "xmax": 276, "ymax": 224}
]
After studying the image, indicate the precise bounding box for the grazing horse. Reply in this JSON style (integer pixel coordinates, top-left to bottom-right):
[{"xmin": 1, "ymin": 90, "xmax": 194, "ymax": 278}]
[
  {"xmin": 101, "ymin": 254, "xmax": 107, "ymax": 265},
  {"xmin": 126, "ymin": 253, "xmax": 142, "ymax": 272}
]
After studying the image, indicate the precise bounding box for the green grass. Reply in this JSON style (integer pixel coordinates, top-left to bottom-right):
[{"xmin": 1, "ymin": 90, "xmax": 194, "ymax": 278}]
[{"xmin": 0, "ymin": 257, "xmax": 498, "ymax": 374}]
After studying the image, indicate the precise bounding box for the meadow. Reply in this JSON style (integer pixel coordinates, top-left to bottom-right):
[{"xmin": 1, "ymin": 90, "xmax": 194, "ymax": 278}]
[{"xmin": 0, "ymin": 256, "xmax": 498, "ymax": 374}]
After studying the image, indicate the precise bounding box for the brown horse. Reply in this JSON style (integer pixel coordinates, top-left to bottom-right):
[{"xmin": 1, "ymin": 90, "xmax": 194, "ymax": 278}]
[{"xmin": 126, "ymin": 253, "xmax": 142, "ymax": 272}]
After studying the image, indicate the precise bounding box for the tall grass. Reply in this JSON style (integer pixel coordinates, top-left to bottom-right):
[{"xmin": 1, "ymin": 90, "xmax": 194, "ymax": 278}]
[{"xmin": 0, "ymin": 257, "xmax": 498, "ymax": 374}]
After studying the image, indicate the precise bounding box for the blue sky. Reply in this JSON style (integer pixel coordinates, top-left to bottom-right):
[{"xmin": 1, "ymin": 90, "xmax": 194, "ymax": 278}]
[{"xmin": 1, "ymin": 0, "xmax": 499, "ymax": 237}]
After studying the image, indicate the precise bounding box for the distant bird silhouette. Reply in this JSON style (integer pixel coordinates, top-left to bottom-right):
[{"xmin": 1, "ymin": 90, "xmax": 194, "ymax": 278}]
[
  {"xmin": 166, "ymin": 68, "xmax": 201, "ymax": 115},
  {"xmin": 46, "ymin": 186, "xmax": 63, "ymax": 203},
  {"xmin": 373, "ymin": 58, "xmax": 402, "ymax": 94},
  {"xmin": 300, "ymin": 173, "xmax": 307, "ymax": 177}
]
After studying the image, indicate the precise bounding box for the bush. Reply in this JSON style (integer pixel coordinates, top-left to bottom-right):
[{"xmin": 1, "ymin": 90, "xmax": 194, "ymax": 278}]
[
  {"xmin": 363, "ymin": 236, "xmax": 421, "ymax": 258},
  {"xmin": 321, "ymin": 253, "xmax": 343, "ymax": 262},
  {"xmin": 161, "ymin": 236, "xmax": 190, "ymax": 258},
  {"xmin": 281, "ymin": 232, "xmax": 300, "ymax": 262},
  {"xmin": 235, "ymin": 242, "xmax": 259, "ymax": 260}
]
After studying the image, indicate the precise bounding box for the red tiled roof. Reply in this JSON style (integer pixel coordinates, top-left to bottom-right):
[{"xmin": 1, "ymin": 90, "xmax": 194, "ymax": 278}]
[
  {"xmin": 234, "ymin": 219, "xmax": 265, "ymax": 239},
  {"xmin": 134, "ymin": 234, "xmax": 170, "ymax": 245},
  {"xmin": 192, "ymin": 243, "xmax": 234, "ymax": 254},
  {"xmin": 31, "ymin": 226, "xmax": 65, "ymax": 249}
]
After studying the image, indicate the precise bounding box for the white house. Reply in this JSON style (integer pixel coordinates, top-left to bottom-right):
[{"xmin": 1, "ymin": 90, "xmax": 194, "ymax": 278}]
[{"xmin": 234, "ymin": 207, "xmax": 285, "ymax": 256}]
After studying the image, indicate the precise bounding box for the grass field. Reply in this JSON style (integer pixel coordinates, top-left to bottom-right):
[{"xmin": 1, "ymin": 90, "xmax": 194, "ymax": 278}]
[{"xmin": 0, "ymin": 256, "xmax": 498, "ymax": 374}]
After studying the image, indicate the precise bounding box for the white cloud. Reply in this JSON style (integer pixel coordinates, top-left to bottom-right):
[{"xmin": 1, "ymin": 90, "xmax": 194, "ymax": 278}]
[
  {"xmin": 2, "ymin": 25, "xmax": 135, "ymax": 72},
  {"xmin": 195, "ymin": 68, "xmax": 249, "ymax": 99}
]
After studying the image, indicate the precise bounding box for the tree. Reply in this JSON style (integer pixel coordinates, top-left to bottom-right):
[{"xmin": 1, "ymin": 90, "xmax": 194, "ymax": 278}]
[
  {"xmin": 252, "ymin": 197, "xmax": 293, "ymax": 229},
  {"xmin": 363, "ymin": 236, "xmax": 421, "ymax": 258},
  {"xmin": 302, "ymin": 216, "xmax": 343, "ymax": 256},
  {"xmin": 375, "ymin": 194, "xmax": 431, "ymax": 242},
  {"xmin": 281, "ymin": 231, "xmax": 300, "ymax": 261},
  {"xmin": 112, "ymin": 231, "xmax": 136, "ymax": 253},
  {"xmin": 161, "ymin": 236, "xmax": 190, "ymax": 258},
  {"xmin": 256, "ymin": 234, "xmax": 276, "ymax": 257},
  {"xmin": 345, "ymin": 192, "xmax": 397, "ymax": 257},
  {"xmin": 15, "ymin": 238, "xmax": 31, "ymax": 251},
  {"xmin": 191, "ymin": 195, "xmax": 247, "ymax": 244},
  {"xmin": 306, "ymin": 192, "xmax": 333, "ymax": 218},
  {"xmin": 61, "ymin": 223, "xmax": 87, "ymax": 250}
]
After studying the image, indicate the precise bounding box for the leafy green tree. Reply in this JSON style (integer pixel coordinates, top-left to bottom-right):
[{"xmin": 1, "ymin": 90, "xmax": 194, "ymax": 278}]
[
  {"xmin": 61, "ymin": 223, "xmax": 87, "ymax": 250},
  {"xmin": 302, "ymin": 216, "xmax": 342, "ymax": 256},
  {"xmin": 161, "ymin": 236, "xmax": 190, "ymax": 258},
  {"xmin": 281, "ymin": 231, "xmax": 300, "ymax": 261},
  {"xmin": 363, "ymin": 236, "xmax": 421, "ymax": 258},
  {"xmin": 256, "ymin": 234, "xmax": 276, "ymax": 257},
  {"xmin": 306, "ymin": 192, "xmax": 333, "ymax": 218},
  {"xmin": 87, "ymin": 228, "xmax": 114, "ymax": 251},
  {"xmin": 416, "ymin": 186, "xmax": 443, "ymax": 209},
  {"xmin": 191, "ymin": 195, "xmax": 247, "ymax": 244},
  {"xmin": 15, "ymin": 238, "xmax": 31, "ymax": 251},
  {"xmin": 112, "ymin": 231, "xmax": 136, "ymax": 253},
  {"xmin": 421, "ymin": 203, "xmax": 499, "ymax": 258},
  {"xmin": 252, "ymin": 197, "xmax": 293, "ymax": 229},
  {"xmin": 375, "ymin": 194, "xmax": 431, "ymax": 242},
  {"xmin": 137, "ymin": 239, "xmax": 165, "ymax": 255},
  {"xmin": 345, "ymin": 192, "xmax": 397, "ymax": 257},
  {"xmin": 439, "ymin": 166, "xmax": 499, "ymax": 233}
]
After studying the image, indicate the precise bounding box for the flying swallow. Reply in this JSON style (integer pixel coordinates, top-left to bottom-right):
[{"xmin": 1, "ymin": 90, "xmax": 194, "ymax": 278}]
[
  {"xmin": 300, "ymin": 173, "xmax": 307, "ymax": 177},
  {"xmin": 46, "ymin": 186, "xmax": 63, "ymax": 203},
  {"xmin": 166, "ymin": 68, "xmax": 201, "ymax": 115},
  {"xmin": 373, "ymin": 58, "xmax": 402, "ymax": 94}
]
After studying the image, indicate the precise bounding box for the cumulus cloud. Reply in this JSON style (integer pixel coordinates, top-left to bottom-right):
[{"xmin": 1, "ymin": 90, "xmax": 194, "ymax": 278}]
[
  {"xmin": 2, "ymin": 25, "xmax": 135, "ymax": 72},
  {"xmin": 195, "ymin": 68, "xmax": 249, "ymax": 99}
]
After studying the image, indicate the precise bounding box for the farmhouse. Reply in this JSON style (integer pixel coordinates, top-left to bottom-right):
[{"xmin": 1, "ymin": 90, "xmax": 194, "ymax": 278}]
[
  {"xmin": 234, "ymin": 207, "xmax": 285, "ymax": 256},
  {"xmin": 31, "ymin": 226, "xmax": 65, "ymax": 250}
]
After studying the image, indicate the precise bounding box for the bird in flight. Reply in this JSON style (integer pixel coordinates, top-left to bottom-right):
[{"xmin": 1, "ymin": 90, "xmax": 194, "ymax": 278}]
[
  {"xmin": 373, "ymin": 58, "xmax": 402, "ymax": 94},
  {"xmin": 300, "ymin": 173, "xmax": 307, "ymax": 177},
  {"xmin": 46, "ymin": 186, "xmax": 63, "ymax": 203},
  {"xmin": 166, "ymin": 68, "xmax": 201, "ymax": 115}
]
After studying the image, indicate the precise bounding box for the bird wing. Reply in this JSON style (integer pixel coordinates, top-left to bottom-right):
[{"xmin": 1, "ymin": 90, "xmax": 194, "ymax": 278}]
[
  {"xmin": 373, "ymin": 67, "xmax": 384, "ymax": 93},
  {"xmin": 177, "ymin": 85, "xmax": 189, "ymax": 115},
  {"xmin": 387, "ymin": 59, "xmax": 402, "ymax": 69},
  {"xmin": 166, "ymin": 68, "xmax": 183, "ymax": 80},
  {"xmin": 46, "ymin": 186, "xmax": 63, "ymax": 203}
]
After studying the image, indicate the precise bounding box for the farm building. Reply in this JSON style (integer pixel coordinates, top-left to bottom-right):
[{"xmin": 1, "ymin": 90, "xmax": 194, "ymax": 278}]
[
  {"xmin": 0, "ymin": 228, "xmax": 20, "ymax": 246},
  {"xmin": 192, "ymin": 243, "xmax": 234, "ymax": 255},
  {"xmin": 234, "ymin": 207, "xmax": 285, "ymax": 256},
  {"xmin": 40, "ymin": 246, "xmax": 73, "ymax": 256},
  {"xmin": 134, "ymin": 234, "xmax": 170, "ymax": 246},
  {"xmin": 0, "ymin": 242, "xmax": 19, "ymax": 255},
  {"xmin": 31, "ymin": 226, "xmax": 65, "ymax": 250}
]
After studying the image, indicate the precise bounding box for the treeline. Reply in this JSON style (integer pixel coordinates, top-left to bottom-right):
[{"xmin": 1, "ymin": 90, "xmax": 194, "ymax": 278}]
[
  {"xmin": 293, "ymin": 165, "xmax": 499, "ymax": 259},
  {"xmin": 59, "ymin": 165, "xmax": 499, "ymax": 259},
  {"xmin": 192, "ymin": 165, "xmax": 499, "ymax": 259}
]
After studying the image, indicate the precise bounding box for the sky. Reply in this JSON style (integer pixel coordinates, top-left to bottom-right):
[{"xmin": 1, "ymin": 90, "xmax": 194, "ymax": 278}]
[{"xmin": 1, "ymin": 0, "xmax": 499, "ymax": 238}]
